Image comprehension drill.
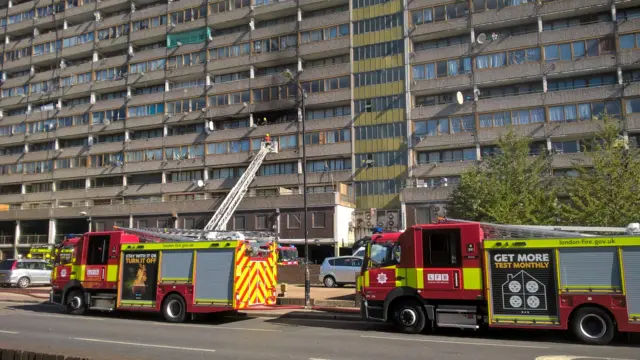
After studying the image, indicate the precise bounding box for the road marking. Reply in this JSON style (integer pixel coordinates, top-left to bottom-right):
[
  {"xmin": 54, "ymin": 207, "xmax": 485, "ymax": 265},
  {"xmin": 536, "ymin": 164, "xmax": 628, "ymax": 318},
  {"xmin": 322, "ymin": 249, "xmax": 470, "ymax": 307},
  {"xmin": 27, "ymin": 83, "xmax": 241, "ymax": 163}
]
[
  {"xmin": 536, "ymin": 357, "xmax": 635, "ymax": 360},
  {"xmin": 14, "ymin": 312, "xmax": 105, "ymax": 321},
  {"xmin": 72, "ymin": 338, "xmax": 216, "ymax": 353},
  {"xmin": 0, "ymin": 330, "xmax": 19, "ymax": 334},
  {"xmin": 309, "ymin": 358, "xmax": 332, "ymax": 360},
  {"xmin": 361, "ymin": 335, "xmax": 549, "ymax": 349},
  {"xmin": 155, "ymin": 322, "xmax": 282, "ymax": 332}
]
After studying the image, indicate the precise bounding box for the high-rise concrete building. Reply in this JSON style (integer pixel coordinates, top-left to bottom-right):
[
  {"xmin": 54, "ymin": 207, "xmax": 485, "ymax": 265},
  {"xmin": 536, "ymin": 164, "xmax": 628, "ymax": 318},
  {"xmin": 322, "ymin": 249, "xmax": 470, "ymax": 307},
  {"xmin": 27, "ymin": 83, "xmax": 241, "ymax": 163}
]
[{"xmin": 0, "ymin": 0, "xmax": 638, "ymax": 261}]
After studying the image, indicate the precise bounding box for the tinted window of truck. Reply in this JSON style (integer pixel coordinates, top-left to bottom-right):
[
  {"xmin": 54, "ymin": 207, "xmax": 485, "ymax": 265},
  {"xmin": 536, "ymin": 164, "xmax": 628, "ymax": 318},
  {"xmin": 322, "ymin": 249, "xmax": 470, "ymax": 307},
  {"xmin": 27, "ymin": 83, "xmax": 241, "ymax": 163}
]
[{"xmin": 422, "ymin": 229, "xmax": 462, "ymax": 268}]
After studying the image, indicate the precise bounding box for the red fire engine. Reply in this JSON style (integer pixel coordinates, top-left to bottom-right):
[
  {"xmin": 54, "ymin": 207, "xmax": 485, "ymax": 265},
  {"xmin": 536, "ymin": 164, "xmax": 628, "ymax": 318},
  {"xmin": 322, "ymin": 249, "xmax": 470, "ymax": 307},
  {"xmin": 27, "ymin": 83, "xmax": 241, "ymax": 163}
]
[
  {"xmin": 50, "ymin": 229, "xmax": 277, "ymax": 322},
  {"xmin": 358, "ymin": 219, "xmax": 640, "ymax": 345}
]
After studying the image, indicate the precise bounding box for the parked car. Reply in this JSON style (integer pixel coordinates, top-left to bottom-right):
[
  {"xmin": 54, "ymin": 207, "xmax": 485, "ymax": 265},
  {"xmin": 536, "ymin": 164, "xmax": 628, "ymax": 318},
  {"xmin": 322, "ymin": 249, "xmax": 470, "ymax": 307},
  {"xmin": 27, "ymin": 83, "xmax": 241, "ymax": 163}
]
[
  {"xmin": 0, "ymin": 259, "xmax": 52, "ymax": 288},
  {"xmin": 319, "ymin": 256, "xmax": 363, "ymax": 287}
]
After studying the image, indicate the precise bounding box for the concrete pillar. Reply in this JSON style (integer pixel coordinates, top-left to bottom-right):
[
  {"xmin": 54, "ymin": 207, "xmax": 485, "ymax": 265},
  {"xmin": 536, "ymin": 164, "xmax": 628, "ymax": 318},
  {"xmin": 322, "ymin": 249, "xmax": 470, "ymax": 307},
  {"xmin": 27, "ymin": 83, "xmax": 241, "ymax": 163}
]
[
  {"xmin": 611, "ymin": 3, "xmax": 617, "ymax": 21},
  {"xmin": 56, "ymin": 98, "xmax": 62, "ymax": 110},
  {"xmin": 297, "ymin": 159, "xmax": 303, "ymax": 174},
  {"xmin": 546, "ymin": 138, "xmax": 552, "ymax": 151},
  {"xmin": 623, "ymin": 131, "xmax": 630, "ymax": 150},
  {"xmin": 33, "ymin": 27, "xmax": 39, "ymax": 36},
  {"xmin": 90, "ymin": 92, "xmax": 96, "ymax": 104},
  {"xmin": 4, "ymin": 36, "xmax": 8, "ymax": 44},
  {"xmin": 163, "ymin": 125, "xmax": 168, "ymax": 137},
  {"xmin": 249, "ymin": 66, "xmax": 255, "ymax": 79},
  {"xmin": 206, "ymin": 74, "xmax": 211, "ymax": 86},
  {"xmin": 164, "ymin": 80, "xmax": 170, "ymax": 92},
  {"xmin": 0, "ymin": 110, "xmax": 4, "ymax": 119},
  {"xmin": 92, "ymin": 51, "xmax": 99, "ymax": 62},
  {"xmin": 249, "ymin": 17, "xmax": 255, "ymax": 31},
  {"xmin": 48, "ymin": 219, "xmax": 57, "ymax": 244},
  {"xmin": 161, "ymin": 171, "xmax": 167, "ymax": 184},
  {"xmin": 297, "ymin": 8, "xmax": 302, "ymax": 21},
  {"xmin": 124, "ymin": 131, "xmax": 130, "ymax": 142},
  {"xmin": 542, "ymin": 75, "xmax": 548, "ymax": 92},
  {"xmin": 27, "ymin": 104, "xmax": 33, "ymax": 113},
  {"xmin": 126, "ymin": 86, "xmax": 132, "ymax": 99},
  {"xmin": 473, "ymin": 85, "xmax": 479, "ymax": 102},
  {"xmin": 129, "ymin": 215, "xmax": 134, "ymax": 228},
  {"xmin": 63, "ymin": 20, "xmax": 68, "ymax": 29},
  {"xmin": 85, "ymin": 178, "xmax": 91, "ymax": 189},
  {"xmin": 24, "ymin": 143, "xmax": 29, "ymax": 154},
  {"xmin": 51, "ymin": 181, "xmax": 57, "ymax": 192},
  {"xmin": 476, "ymin": 143, "xmax": 481, "ymax": 160},
  {"xmin": 20, "ymin": 184, "xmax": 26, "ymax": 194},
  {"xmin": 617, "ymin": 67, "xmax": 623, "ymax": 85},
  {"xmin": 13, "ymin": 221, "xmax": 20, "ymax": 258},
  {"xmin": 122, "ymin": 176, "xmax": 128, "ymax": 186},
  {"xmin": 470, "ymin": 28, "xmax": 475, "ymax": 44},
  {"xmin": 202, "ymin": 169, "xmax": 209, "ymax": 181},
  {"xmin": 537, "ymin": 16, "xmax": 543, "ymax": 32},
  {"xmin": 297, "ymin": 58, "xmax": 303, "ymax": 72},
  {"xmin": 249, "ymin": 113, "xmax": 255, "ymax": 127},
  {"xmin": 8, "ymin": 0, "xmax": 12, "ymax": 8}
]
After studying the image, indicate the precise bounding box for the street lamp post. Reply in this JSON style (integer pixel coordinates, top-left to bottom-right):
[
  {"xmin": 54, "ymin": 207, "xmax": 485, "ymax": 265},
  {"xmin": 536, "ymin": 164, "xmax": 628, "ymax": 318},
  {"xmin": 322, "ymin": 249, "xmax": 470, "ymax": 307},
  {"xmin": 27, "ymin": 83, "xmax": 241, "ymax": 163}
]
[{"xmin": 282, "ymin": 69, "xmax": 310, "ymax": 309}]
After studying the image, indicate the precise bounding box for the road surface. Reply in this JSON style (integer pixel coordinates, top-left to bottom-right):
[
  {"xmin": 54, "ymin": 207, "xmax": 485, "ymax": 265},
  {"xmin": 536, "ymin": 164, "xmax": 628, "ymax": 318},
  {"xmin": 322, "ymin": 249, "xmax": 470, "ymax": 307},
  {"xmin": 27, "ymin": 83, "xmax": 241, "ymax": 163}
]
[{"xmin": 0, "ymin": 302, "xmax": 637, "ymax": 360}]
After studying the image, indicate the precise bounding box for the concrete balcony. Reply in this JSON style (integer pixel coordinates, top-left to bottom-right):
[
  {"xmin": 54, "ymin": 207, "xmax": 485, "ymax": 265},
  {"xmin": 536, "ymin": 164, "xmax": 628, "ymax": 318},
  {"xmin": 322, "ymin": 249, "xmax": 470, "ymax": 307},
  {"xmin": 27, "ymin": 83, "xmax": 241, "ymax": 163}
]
[
  {"xmin": 299, "ymin": 37, "xmax": 349, "ymax": 57},
  {"xmin": 473, "ymin": 32, "xmax": 539, "ymax": 55},
  {"xmin": 400, "ymin": 185, "xmax": 452, "ymax": 203},
  {"xmin": 126, "ymin": 114, "xmax": 165, "ymax": 130},
  {"xmin": 61, "ymin": 42, "xmax": 94, "ymax": 59},
  {"xmin": 551, "ymin": 152, "xmax": 592, "ymax": 168},
  {"xmin": 618, "ymin": 49, "xmax": 640, "ymax": 68},
  {"xmin": 544, "ymin": 85, "xmax": 622, "ymax": 107},
  {"xmin": 411, "ymin": 102, "xmax": 474, "ymax": 119},
  {"xmin": 413, "ymin": 160, "xmax": 475, "ymax": 178},
  {"xmin": 299, "ymin": 11, "xmax": 349, "ymax": 31},
  {"xmin": 474, "ymin": 62, "xmax": 541, "ymax": 85},
  {"xmin": 253, "ymin": 0, "xmax": 297, "ymax": 18},
  {"xmin": 627, "ymin": 113, "xmax": 640, "ymax": 131},
  {"xmin": 299, "ymin": 0, "xmax": 348, "ymax": 9},
  {"xmin": 546, "ymin": 120, "xmax": 606, "ymax": 138},
  {"xmin": 412, "ymin": 132, "xmax": 475, "ymax": 149},
  {"xmin": 208, "ymin": 54, "xmax": 252, "ymax": 72},
  {"xmin": 471, "ymin": 3, "xmax": 537, "ymax": 27},
  {"xmin": 131, "ymin": 3, "xmax": 167, "ymax": 22},
  {"xmin": 252, "ymin": 22, "xmax": 298, "ymax": 41},
  {"xmin": 210, "ymin": 31, "xmax": 250, "ymax": 48},
  {"xmin": 476, "ymin": 123, "xmax": 546, "ymax": 144},
  {"xmin": 206, "ymin": 9, "xmax": 251, "ymax": 29},
  {"xmin": 411, "ymin": 43, "xmax": 468, "ymax": 64},
  {"xmin": 539, "ymin": 22, "xmax": 614, "ymax": 46},
  {"xmin": 411, "ymin": 75, "xmax": 473, "ymax": 96},
  {"xmin": 476, "ymin": 92, "xmax": 544, "ymax": 113},
  {"xmin": 300, "ymin": 63, "xmax": 350, "ymax": 81},
  {"xmin": 305, "ymin": 89, "xmax": 350, "ymax": 107},
  {"xmin": 411, "ymin": 18, "xmax": 467, "ymax": 40},
  {"xmin": 206, "ymin": 103, "xmax": 250, "ymax": 119},
  {"xmin": 252, "ymin": 98, "xmax": 297, "ymax": 113},
  {"xmin": 130, "ymin": 26, "xmax": 167, "ymax": 43},
  {"xmin": 539, "ymin": 0, "xmax": 609, "ymax": 17},
  {"xmin": 305, "ymin": 142, "xmax": 351, "ymax": 157},
  {"xmin": 545, "ymin": 55, "xmax": 617, "ymax": 77}
]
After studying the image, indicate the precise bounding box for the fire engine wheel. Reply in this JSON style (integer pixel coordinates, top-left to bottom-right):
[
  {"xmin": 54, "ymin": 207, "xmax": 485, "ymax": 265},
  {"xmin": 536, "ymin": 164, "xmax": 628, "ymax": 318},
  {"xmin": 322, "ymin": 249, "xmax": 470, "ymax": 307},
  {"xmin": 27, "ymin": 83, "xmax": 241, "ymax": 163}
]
[
  {"xmin": 392, "ymin": 299, "xmax": 426, "ymax": 334},
  {"xmin": 571, "ymin": 307, "xmax": 615, "ymax": 345},
  {"xmin": 17, "ymin": 277, "xmax": 30, "ymax": 289},
  {"xmin": 163, "ymin": 294, "xmax": 187, "ymax": 323},
  {"xmin": 65, "ymin": 290, "xmax": 86, "ymax": 316}
]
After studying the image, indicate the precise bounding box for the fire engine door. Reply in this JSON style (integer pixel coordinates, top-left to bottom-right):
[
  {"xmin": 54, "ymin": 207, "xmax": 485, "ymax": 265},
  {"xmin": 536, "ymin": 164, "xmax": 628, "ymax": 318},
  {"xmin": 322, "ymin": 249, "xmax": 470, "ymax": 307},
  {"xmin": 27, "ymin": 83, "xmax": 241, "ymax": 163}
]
[
  {"xmin": 85, "ymin": 235, "xmax": 109, "ymax": 286},
  {"xmin": 421, "ymin": 229, "xmax": 463, "ymax": 292}
]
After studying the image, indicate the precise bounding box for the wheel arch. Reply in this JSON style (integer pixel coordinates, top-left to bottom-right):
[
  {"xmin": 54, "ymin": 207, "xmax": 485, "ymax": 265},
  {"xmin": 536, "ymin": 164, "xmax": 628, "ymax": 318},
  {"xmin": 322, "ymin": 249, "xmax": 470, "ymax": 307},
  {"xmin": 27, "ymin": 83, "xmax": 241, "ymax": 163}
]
[
  {"xmin": 383, "ymin": 287, "xmax": 433, "ymax": 322},
  {"xmin": 61, "ymin": 280, "xmax": 84, "ymax": 304},
  {"xmin": 569, "ymin": 303, "xmax": 618, "ymax": 330},
  {"xmin": 160, "ymin": 291, "xmax": 187, "ymax": 310}
]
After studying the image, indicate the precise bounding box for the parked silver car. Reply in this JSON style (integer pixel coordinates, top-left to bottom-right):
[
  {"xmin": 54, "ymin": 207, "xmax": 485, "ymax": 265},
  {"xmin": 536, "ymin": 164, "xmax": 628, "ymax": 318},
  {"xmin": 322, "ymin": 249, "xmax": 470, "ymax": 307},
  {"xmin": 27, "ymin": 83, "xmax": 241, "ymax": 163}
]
[
  {"xmin": 319, "ymin": 256, "xmax": 363, "ymax": 287},
  {"xmin": 0, "ymin": 259, "xmax": 52, "ymax": 288}
]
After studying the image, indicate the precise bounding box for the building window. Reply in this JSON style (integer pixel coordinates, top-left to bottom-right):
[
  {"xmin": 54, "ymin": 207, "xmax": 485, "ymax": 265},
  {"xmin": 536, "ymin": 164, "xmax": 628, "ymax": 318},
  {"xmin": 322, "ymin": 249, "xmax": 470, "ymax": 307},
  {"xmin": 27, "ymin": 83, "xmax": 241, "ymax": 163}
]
[
  {"xmin": 355, "ymin": 122, "xmax": 406, "ymax": 140},
  {"xmin": 412, "ymin": 57, "xmax": 471, "ymax": 80},
  {"xmin": 157, "ymin": 220, "xmax": 169, "ymax": 228},
  {"xmin": 550, "ymin": 101, "xmax": 621, "ymax": 122},
  {"xmin": 312, "ymin": 212, "xmax": 326, "ymax": 228},
  {"xmin": 184, "ymin": 218, "xmax": 195, "ymax": 229},
  {"xmin": 354, "ymin": 14, "xmax": 402, "ymax": 35},
  {"xmin": 479, "ymin": 107, "xmax": 545, "ymax": 128},
  {"xmin": 544, "ymin": 37, "xmax": 613, "ymax": 62},
  {"xmin": 233, "ymin": 216, "xmax": 246, "ymax": 230},
  {"xmin": 287, "ymin": 213, "xmax": 301, "ymax": 229},
  {"xmin": 354, "ymin": 67, "xmax": 404, "ymax": 87},
  {"xmin": 256, "ymin": 215, "xmax": 267, "ymax": 230},
  {"xmin": 300, "ymin": 24, "xmax": 349, "ymax": 43},
  {"xmin": 417, "ymin": 148, "xmax": 477, "ymax": 164},
  {"xmin": 411, "ymin": 2, "xmax": 468, "ymax": 26}
]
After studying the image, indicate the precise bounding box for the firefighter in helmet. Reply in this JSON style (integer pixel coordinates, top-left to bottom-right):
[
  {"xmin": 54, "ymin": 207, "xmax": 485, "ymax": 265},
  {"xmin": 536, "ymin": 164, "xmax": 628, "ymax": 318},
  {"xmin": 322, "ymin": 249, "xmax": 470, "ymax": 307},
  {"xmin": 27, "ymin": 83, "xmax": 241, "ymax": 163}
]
[{"xmin": 265, "ymin": 133, "xmax": 271, "ymax": 144}]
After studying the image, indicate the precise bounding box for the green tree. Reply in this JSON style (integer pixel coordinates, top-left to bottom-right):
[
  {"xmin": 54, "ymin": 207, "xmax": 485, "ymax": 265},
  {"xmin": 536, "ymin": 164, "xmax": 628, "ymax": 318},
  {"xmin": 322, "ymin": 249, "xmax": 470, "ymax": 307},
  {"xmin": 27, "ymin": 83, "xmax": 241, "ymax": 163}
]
[
  {"xmin": 559, "ymin": 115, "xmax": 640, "ymax": 226},
  {"xmin": 447, "ymin": 128, "xmax": 560, "ymax": 225}
]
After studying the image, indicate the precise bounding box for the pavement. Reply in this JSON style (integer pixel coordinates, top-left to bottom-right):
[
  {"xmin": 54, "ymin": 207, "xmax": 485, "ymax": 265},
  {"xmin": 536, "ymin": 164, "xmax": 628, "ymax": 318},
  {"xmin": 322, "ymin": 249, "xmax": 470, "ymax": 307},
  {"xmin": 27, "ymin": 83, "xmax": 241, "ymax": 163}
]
[{"xmin": 0, "ymin": 302, "xmax": 637, "ymax": 360}]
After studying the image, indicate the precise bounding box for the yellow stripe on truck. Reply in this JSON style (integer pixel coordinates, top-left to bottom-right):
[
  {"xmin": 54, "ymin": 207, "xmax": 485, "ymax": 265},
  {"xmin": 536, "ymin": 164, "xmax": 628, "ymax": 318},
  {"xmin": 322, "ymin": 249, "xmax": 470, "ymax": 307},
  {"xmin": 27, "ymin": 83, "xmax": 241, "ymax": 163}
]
[{"xmin": 462, "ymin": 268, "xmax": 483, "ymax": 290}]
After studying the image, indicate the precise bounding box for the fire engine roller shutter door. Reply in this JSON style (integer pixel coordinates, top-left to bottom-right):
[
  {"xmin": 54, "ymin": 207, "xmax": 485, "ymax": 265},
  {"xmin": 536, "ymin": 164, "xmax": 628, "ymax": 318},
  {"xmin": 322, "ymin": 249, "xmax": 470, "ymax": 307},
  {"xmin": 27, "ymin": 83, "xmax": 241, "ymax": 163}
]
[
  {"xmin": 558, "ymin": 247, "xmax": 621, "ymax": 293},
  {"xmin": 160, "ymin": 250, "xmax": 194, "ymax": 282},
  {"xmin": 622, "ymin": 247, "xmax": 640, "ymax": 320},
  {"xmin": 488, "ymin": 248, "xmax": 558, "ymax": 321},
  {"xmin": 194, "ymin": 248, "xmax": 235, "ymax": 305}
]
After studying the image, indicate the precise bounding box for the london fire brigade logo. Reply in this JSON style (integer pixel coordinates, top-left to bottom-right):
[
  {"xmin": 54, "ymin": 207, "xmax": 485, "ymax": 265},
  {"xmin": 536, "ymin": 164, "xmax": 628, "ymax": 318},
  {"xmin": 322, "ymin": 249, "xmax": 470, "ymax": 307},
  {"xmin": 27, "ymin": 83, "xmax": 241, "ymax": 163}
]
[
  {"xmin": 377, "ymin": 273, "xmax": 388, "ymax": 284},
  {"xmin": 60, "ymin": 269, "xmax": 67, "ymax": 278}
]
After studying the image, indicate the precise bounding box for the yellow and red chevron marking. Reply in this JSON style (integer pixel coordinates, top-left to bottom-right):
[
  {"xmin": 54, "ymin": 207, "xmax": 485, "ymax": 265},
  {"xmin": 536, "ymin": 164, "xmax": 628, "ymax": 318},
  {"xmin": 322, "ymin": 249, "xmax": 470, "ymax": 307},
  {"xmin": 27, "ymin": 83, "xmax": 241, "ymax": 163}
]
[{"xmin": 233, "ymin": 242, "xmax": 279, "ymax": 308}]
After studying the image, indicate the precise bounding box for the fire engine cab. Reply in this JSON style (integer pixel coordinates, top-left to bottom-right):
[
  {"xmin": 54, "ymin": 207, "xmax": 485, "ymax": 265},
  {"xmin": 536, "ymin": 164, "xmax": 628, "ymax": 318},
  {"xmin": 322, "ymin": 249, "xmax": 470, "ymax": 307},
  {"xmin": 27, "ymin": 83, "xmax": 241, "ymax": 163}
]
[{"xmin": 359, "ymin": 219, "xmax": 640, "ymax": 345}]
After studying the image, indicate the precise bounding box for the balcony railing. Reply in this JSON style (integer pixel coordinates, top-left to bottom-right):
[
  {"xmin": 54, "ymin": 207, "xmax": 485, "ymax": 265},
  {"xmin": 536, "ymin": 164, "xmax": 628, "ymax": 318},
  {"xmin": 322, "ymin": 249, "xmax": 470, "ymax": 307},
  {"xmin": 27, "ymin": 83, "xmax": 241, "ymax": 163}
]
[
  {"xmin": 18, "ymin": 235, "xmax": 48, "ymax": 245},
  {"xmin": 0, "ymin": 236, "xmax": 14, "ymax": 245}
]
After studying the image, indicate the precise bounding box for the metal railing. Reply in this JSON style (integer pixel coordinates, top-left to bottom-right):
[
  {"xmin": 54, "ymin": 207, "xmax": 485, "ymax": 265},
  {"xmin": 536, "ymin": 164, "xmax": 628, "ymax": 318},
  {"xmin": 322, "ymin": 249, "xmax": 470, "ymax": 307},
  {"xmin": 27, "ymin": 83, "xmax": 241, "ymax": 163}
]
[
  {"xmin": 0, "ymin": 236, "xmax": 14, "ymax": 245},
  {"xmin": 18, "ymin": 235, "xmax": 48, "ymax": 245}
]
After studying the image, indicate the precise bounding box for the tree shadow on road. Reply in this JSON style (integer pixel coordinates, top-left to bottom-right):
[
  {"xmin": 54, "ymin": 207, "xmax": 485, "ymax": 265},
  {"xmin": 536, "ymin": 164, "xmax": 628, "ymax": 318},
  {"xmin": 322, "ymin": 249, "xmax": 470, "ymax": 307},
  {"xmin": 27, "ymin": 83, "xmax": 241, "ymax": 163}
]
[{"xmin": 263, "ymin": 311, "xmax": 640, "ymax": 348}]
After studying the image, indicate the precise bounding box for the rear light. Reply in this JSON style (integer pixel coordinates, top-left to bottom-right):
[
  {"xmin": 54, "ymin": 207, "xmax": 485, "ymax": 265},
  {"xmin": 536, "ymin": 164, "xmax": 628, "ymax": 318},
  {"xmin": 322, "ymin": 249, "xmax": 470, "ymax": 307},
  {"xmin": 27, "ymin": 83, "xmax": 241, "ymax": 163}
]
[{"xmin": 11, "ymin": 261, "xmax": 17, "ymax": 270}]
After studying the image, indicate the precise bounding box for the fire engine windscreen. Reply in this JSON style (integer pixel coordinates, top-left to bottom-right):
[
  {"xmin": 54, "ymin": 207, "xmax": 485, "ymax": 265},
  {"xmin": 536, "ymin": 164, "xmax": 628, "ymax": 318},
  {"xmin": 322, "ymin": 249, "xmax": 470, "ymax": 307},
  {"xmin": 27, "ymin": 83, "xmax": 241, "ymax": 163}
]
[
  {"xmin": 279, "ymin": 249, "xmax": 298, "ymax": 262},
  {"xmin": 368, "ymin": 244, "xmax": 400, "ymax": 268}
]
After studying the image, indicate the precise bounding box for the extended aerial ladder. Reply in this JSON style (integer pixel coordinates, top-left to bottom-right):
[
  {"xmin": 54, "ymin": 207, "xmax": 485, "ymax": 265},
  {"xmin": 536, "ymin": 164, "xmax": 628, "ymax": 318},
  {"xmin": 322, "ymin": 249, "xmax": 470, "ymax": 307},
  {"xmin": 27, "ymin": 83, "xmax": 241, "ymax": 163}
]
[{"xmin": 115, "ymin": 141, "xmax": 278, "ymax": 243}]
